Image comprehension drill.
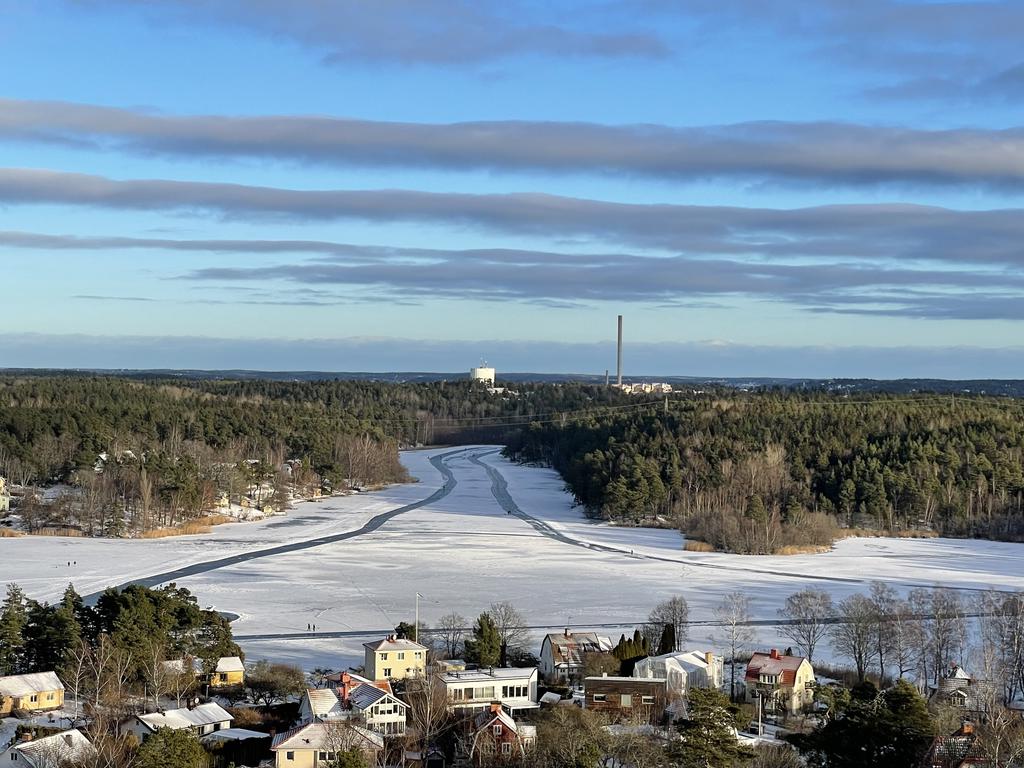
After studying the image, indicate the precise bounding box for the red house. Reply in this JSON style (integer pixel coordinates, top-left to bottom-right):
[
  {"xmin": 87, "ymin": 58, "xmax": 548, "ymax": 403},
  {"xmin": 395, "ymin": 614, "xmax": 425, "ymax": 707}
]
[{"xmin": 467, "ymin": 703, "xmax": 536, "ymax": 765}]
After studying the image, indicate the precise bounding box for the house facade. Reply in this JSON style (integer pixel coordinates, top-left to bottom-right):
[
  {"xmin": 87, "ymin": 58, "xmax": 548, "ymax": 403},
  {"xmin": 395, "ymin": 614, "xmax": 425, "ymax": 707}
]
[
  {"xmin": 633, "ymin": 650, "xmax": 723, "ymax": 700},
  {"xmin": 744, "ymin": 649, "xmax": 815, "ymax": 715},
  {"xmin": 207, "ymin": 656, "xmax": 245, "ymax": 687},
  {"xmin": 298, "ymin": 684, "xmax": 408, "ymax": 736},
  {"xmin": 467, "ymin": 703, "xmax": 537, "ymax": 766},
  {"xmin": 0, "ymin": 672, "xmax": 65, "ymax": 716},
  {"xmin": 584, "ymin": 675, "xmax": 667, "ymax": 724},
  {"xmin": 439, "ymin": 667, "xmax": 539, "ymax": 714},
  {"xmin": 539, "ymin": 631, "xmax": 613, "ymax": 682},
  {"xmin": 363, "ymin": 635, "xmax": 428, "ymax": 681},
  {"xmin": 271, "ymin": 722, "xmax": 384, "ymax": 768}
]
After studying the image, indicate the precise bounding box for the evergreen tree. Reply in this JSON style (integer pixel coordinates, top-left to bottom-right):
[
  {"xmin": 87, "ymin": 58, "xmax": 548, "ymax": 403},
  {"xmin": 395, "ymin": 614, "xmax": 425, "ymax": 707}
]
[
  {"xmin": 463, "ymin": 613, "xmax": 501, "ymax": 668},
  {"xmin": 135, "ymin": 727, "xmax": 207, "ymax": 768},
  {"xmin": 657, "ymin": 623, "xmax": 676, "ymax": 656},
  {"xmin": 22, "ymin": 599, "xmax": 80, "ymax": 673},
  {"xmin": 0, "ymin": 584, "xmax": 27, "ymax": 675},
  {"xmin": 331, "ymin": 749, "xmax": 368, "ymax": 768},
  {"xmin": 672, "ymin": 687, "xmax": 753, "ymax": 768}
]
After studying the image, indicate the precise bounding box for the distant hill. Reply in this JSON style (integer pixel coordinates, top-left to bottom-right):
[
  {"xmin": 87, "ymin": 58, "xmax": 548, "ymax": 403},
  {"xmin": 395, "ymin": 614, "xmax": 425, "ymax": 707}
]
[{"xmin": 3, "ymin": 368, "xmax": 1024, "ymax": 396}]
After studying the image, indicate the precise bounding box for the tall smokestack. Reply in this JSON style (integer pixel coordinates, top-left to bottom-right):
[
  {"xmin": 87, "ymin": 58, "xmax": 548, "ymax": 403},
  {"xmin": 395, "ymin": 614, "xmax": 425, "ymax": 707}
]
[{"xmin": 616, "ymin": 315, "xmax": 623, "ymax": 386}]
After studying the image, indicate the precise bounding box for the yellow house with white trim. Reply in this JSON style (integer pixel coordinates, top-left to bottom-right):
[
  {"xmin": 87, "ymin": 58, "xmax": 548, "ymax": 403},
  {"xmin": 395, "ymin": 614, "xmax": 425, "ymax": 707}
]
[
  {"xmin": 207, "ymin": 656, "xmax": 245, "ymax": 688},
  {"xmin": 0, "ymin": 672, "xmax": 65, "ymax": 715},
  {"xmin": 363, "ymin": 635, "xmax": 427, "ymax": 681}
]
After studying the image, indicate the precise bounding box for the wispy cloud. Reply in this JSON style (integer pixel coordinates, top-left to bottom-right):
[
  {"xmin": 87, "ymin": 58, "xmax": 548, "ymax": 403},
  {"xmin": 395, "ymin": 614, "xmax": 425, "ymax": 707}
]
[{"xmin": 8, "ymin": 99, "xmax": 1024, "ymax": 189}]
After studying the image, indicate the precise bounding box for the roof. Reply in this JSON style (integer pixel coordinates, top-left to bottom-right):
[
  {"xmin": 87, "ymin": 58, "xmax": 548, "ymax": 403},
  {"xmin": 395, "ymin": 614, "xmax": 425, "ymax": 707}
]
[
  {"xmin": 473, "ymin": 706, "xmax": 520, "ymax": 734},
  {"xmin": 586, "ymin": 675, "xmax": 666, "ymax": 684},
  {"xmin": 199, "ymin": 728, "xmax": 269, "ymax": 744},
  {"xmin": 349, "ymin": 683, "xmax": 404, "ymax": 711},
  {"xmin": 215, "ymin": 656, "xmax": 245, "ymax": 673},
  {"xmin": 137, "ymin": 702, "xmax": 233, "ymax": 732},
  {"xmin": 540, "ymin": 692, "xmax": 563, "ymax": 705},
  {"xmin": 303, "ymin": 688, "xmax": 345, "ymax": 719},
  {"xmin": 161, "ymin": 658, "xmax": 201, "ymax": 675},
  {"xmin": 0, "ymin": 671, "xmax": 64, "ymax": 698},
  {"xmin": 745, "ymin": 652, "xmax": 808, "ymax": 686},
  {"xmin": 440, "ymin": 667, "xmax": 537, "ymax": 684},
  {"xmin": 9, "ymin": 729, "xmax": 93, "ymax": 768},
  {"xmin": 363, "ymin": 636, "xmax": 428, "ymax": 653},
  {"xmin": 272, "ymin": 722, "xmax": 384, "ymax": 752},
  {"xmin": 543, "ymin": 632, "xmax": 613, "ymax": 667}
]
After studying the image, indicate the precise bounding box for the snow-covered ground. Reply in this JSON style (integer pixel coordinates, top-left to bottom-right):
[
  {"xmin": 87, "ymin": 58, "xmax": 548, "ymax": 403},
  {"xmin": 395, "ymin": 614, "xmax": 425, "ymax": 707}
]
[{"xmin": 6, "ymin": 445, "xmax": 1024, "ymax": 673}]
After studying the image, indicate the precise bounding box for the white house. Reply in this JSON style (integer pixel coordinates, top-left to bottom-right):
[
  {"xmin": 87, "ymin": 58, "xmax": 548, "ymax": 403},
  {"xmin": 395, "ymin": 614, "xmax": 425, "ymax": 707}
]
[
  {"xmin": 297, "ymin": 684, "xmax": 408, "ymax": 736},
  {"xmin": 632, "ymin": 650, "xmax": 723, "ymax": 699},
  {"xmin": 0, "ymin": 729, "xmax": 94, "ymax": 768},
  {"xmin": 539, "ymin": 631, "xmax": 613, "ymax": 682},
  {"xmin": 122, "ymin": 702, "xmax": 233, "ymax": 741},
  {"xmin": 438, "ymin": 667, "xmax": 539, "ymax": 714}
]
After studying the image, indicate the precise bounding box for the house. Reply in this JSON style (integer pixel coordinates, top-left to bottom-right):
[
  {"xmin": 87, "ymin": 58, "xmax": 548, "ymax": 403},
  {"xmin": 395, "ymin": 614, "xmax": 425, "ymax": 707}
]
[
  {"xmin": 539, "ymin": 630, "xmax": 613, "ymax": 682},
  {"xmin": 0, "ymin": 672, "xmax": 65, "ymax": 716},
  {"xmin": 744, "ymin": 649, "xmax": 815, "ymax": 715},
  {"xmin": 924, "ymin": 722, "xmax": 988, "ymax": 768},
  {"xmin": 297, "ymin": 684, "xmax": 408, "ymax": 736},
  {"xmin": 0, "ymin": 476, "xmax": 10, "ymax": 513},
  {"xmin": 271, "ymin": 722, "xmax": 384, "ymax": 767},
  {"xmin": 121, "ymin": 702, "xmax": 233, "ymax": 741},
  {"xmin": 584, "ymin": 675, "xmax": 667, "ymax": 724},
  {"xmin": 633, "ymin": 650, "xmax": 723, "ymax": 700},
  {"xmin": 348, "ymin": 682, "xmax": 408, "ymax": 736},
  {"xmin": 929, "ymin": 664, "xmax": 998, "ymax": 719},
  {"xmin": 207, "ymin": 656, "xmax": 245, "ymax": 687},
  {"xmin": 363, "ymin": 635, "xmax": 428, "ymax": 681},
  {"xmin": 438, "ymin": 667, "xmax": 539, "ymax": 714},
  {"xmin": 0, "ymin": 729, "xmax": 94, "ymax": 768},
  {"xmin": 326, "ymin": 670, "xmax": 392, "ymax": 699},
  {"xmin": 467, "ymin": 703, "xmax": 537, "ymax": 765}
]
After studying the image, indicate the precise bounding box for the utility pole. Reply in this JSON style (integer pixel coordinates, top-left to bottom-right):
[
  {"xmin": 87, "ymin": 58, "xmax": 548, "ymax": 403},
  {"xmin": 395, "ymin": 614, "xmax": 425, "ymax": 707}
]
[{"xmin": 415, "ymin": 592, "xmax": 423, "ymax": 643}]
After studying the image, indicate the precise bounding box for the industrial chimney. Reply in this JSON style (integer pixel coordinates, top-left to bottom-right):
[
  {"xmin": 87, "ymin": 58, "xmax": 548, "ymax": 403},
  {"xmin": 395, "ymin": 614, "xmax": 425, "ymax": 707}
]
[{"xmin": 616, "ymin": 315, "xmax": 623, "ymax": 386}]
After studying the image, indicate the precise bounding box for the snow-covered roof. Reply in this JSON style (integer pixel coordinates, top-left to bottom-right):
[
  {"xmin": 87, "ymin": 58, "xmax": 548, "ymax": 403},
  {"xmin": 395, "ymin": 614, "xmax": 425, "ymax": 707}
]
[
  {"xmin": 272, "ymin": 722, "xmax": 384, "ymax": 752},
  {"xmin": 543, "ymin": 632, "xmax": 613, "ymax": 666},
  {"xmin": 349, "ymin": 683, "xmax": 403, "ymax": 711},
  {"xmin": 137, "ymin": 702, "xmax": 233, "ymax": 732},
  {"xmin": 303, "ymin": 688, "xmax": 345, "ymax": 719},
  {"xmin": 8, "ymin": 729, "xmax": 93, "ymax": 768},
  {"xmin": 363, "ymin": 636, "xmax": 428, "ymax": 653},
  {"xmin": 215, "ymin": 656, "xmax": 244, "ymax": 673},
  {"xmin": 199, "ymin": 728, "xmax": 269, "ymax": 744},
  {"xmin": 540, "ymin": 692, "xmax": 562, "ymax": 704},
  {"xmin": 160, "ymin": 658, "xmax": 200, "ymax": 675},
  {"xmin": 0, "ymin": 671, "xmax": 64, "ymax": 698}
]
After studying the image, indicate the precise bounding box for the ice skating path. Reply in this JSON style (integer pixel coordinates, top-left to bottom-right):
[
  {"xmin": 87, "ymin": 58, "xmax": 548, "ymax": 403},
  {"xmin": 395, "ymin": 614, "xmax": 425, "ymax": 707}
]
[{"xmin": 83, "ymin": 447, "xmax": 468, "ymax": 602}]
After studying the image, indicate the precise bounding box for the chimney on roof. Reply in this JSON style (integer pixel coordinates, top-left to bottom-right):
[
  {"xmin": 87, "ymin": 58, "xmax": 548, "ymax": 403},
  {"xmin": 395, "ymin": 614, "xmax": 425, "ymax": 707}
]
[
  {"xmin": 490, "ymin": 702, "xmax": 502, "ymax": 714},
  {"xmin": 770, "ymin": 649, "xmax": 780, "ymax": 660},
  {"xmin": 602, "ymin": 672, "xmax": 608, "ymax": 677},
  {"xmin": 564, "ymin": 628, "xmax": 570, "ymax": 637},
  {"xmin": 962, "ymin": 721, "xmax": 974, "ymax": 735},
  {"xmin": 705, "ymin": 651, "xmax": 714, "ymax": 667},
  {"xmin": 19, "ymin": 733, "xmax": 32, "ymax": 743},
  {"xmin": 63, "ymin": 734, "xmax": 74, "ymax": 747}
]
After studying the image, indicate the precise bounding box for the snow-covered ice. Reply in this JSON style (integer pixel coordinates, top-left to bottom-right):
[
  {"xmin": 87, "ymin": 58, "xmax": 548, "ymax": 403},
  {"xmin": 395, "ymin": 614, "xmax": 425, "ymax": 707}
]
[{"xmin": 5, "ymin": 445, "xmax": 1024, "ymax": 673}]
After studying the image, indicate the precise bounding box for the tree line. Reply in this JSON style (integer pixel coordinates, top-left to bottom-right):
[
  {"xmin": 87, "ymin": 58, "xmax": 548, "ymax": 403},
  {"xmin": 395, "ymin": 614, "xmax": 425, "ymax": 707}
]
[{"xmin": 505, "ymin": 391, "xmax": 1024, "ymax": 550}]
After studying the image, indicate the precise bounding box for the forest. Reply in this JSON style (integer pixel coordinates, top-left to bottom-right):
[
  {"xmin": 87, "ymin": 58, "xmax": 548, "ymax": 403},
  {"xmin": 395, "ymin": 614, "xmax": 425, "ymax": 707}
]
[
  {"xmin": 504, "ymin": 391, "xmax": 1024, "ymax": 551},
  {"xmin": 0, "ymin": 375, "xmax": 629, "ymax": 535}
]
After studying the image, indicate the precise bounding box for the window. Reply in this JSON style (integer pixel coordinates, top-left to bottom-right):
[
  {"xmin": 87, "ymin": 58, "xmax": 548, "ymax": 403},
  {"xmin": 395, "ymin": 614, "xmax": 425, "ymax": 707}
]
[
  {"xmin": 641, "ymin": 695, "xmax": 654, "ymax": 704},
  {"xmin": 286, "ymin": 752, "xmax": 294, "ymax": 761},
  {"xmin": 46, "ymin": 693, "xmax": 54, "ymax": 701},
  {"xmin": 383, "ymin": 668, "xmax": 392, "ymax": 677},
  {"xmin": 415, "ymin": 651, "xmax": 422, "ymax": 659},
  {"xmin": 502, "ymin": 685, "xmax": 528, "ymax": 698},
  {"xmin": 621, "ymin": 694, "xmax": 632, "ymax": 708},
  {"xmin": 502, "ymin": 743, "xmax": 512, "ymax": 755},
  {"xmin": 381, "ymin": 653, "xmax": 389, "ymax": 660},
  {"xmin": 592, "ymin": 694, "xmax": 607, "ymax": 702},
  {"xmin": 30, "ymin": 695, "xmax": 38, "ymax": 703},
  {"xmin": 319, "ymin": 752, "xmax": 328, "ymax": 761},
  {"xmin": 398, "ymin": 652, "xmax": 405, "ymax": 660},
  {"xmin": 493, "ymin": 725, "xmax": 502, "ymax": 736}
]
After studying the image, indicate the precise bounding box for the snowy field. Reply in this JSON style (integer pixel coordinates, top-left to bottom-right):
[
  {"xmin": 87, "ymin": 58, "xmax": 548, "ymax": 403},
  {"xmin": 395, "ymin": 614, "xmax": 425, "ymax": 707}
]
[{"xmin": 6, "ymin": 445, "xmax": 1024, "ymax": 672}]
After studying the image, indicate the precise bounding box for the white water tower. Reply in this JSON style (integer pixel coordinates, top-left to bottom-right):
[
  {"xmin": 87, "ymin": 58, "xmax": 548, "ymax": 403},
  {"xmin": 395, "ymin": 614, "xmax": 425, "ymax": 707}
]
[{"xmin": 470, "ymin": 363, "xmax": 496, "ymax": 385}]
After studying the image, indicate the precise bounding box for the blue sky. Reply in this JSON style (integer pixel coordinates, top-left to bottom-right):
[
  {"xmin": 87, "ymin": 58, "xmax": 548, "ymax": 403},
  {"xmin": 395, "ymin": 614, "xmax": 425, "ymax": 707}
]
[{"xmin": 4, "ymin": 0, "xmax": 1024, "ymax": 376}]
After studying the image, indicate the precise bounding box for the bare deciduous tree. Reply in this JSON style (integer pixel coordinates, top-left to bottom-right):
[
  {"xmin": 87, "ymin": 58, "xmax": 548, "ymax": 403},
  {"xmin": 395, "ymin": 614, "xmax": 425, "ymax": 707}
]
[
  {"xmin": 648, "ymin": 595, "xmax": 689, "ymax": 651},
  {"xmin": 715, "ymin": 592, "xmax": 755, "ymax": 702},
  {"xmin": 778, "ymin": 588, "xmax": 833, "ymax": 662},
  {"xmin": 832, "ymin": 594, "xmax": 876, "ymax": 683},
  {"xmin": 435, "ymin": 612, "xmax": 467, "ymax": 660},
  {"xmin": 488, "ymin": 601, "xmax": 528, "ymax": 666}
]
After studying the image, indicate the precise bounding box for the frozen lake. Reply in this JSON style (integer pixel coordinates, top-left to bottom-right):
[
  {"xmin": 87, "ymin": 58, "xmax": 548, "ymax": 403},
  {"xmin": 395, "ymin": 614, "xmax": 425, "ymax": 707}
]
[{"xmin": 6, "ymin": 445, "xmax": 1024, "ymax": 671}]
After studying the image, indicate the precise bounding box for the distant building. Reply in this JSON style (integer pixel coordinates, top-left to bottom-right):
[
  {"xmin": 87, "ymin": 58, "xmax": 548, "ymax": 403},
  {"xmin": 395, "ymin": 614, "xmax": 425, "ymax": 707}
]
[
  {"xmin": 121, "ymin": 702, "xmax": 234, "ymax": 742},
  {"xmin": 438, "ymin": 667, "xmax": 539, "ymax": 714},
  {"xmin": 584, "ymin": 675, "xmax": 667, "ymax": 724},
  {"xmin": 0, "ymin": 672, "xmax": 65, "ymax": 716},
  {"xmin": 207, "ymin": 656, "xmax": 245, "ymax": 688},
  {"xmin": 470, "ymin": 366, "xmax": 496, "ymax": 385},
  {"xmin": 633, "ymin": 650, "xmax": 723, "ymax": 700},
  {"xmin": 539, "ymin": 630, "xmax": 613, "ymax": 682},
  {"xmin": 745, "ymin": 649, "xmax": 815, "ymax": 715},
  {"xmin": 467, "ymin": 703, "xmax": 536, "ymax": 766},
  {"xmin": 0, "ymin": 729, "xmax": 94, "ymax": 768},
  {"xmin": 363, "ymin": 635, "xmax": 428, "ymax": 681}
]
